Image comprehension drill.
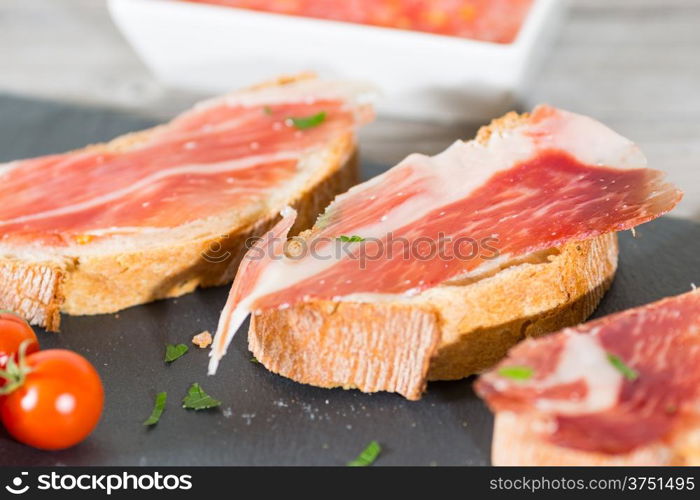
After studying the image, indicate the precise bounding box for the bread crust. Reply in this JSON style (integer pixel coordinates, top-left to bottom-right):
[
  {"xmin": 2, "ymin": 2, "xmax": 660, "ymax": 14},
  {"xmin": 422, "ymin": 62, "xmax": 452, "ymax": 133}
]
[
  {"xmin": 250, "ymin": 233, "xmax": 618, "ymax": 400},
  {"xmin": 0, "ymin": 76, "xmax": 359, "ymax": 331},
  {"xmin": 0, "ymin": 258, "xmax": 65, "ymax": 331},
  {"xmin": 425, "ymin": 234, "xmax": 617, "ymax": 380}
]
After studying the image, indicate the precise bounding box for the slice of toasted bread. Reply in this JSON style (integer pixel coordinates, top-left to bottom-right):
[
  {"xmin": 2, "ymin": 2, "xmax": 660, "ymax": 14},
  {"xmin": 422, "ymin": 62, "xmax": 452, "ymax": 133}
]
[
  {"xmin": 247, "ymin": 113, "xmax": 620, "ymax": 400},
  {"xmin": 0, "ymin": 75, "xmax": 365, "ymax": 331},
  {"xmin": 480, "ymin": 289, "xmax": 700, "ymax": 466}
]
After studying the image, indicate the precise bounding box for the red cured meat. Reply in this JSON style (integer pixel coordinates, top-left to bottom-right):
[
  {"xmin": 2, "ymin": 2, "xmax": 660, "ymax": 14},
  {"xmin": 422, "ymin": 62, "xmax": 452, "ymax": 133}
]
[
  {"xmin": 255, "ymin": 151, "xmax": 678, "ymax": 310},
  {"xmin": 0, "ymin": 92, "xmax": 365, "ymax": 246},
  {"xmin": 185, "ymin": 0, "xmax": 534, "ymax": 44},
  {"xmin": 208, "ymin": 105, "xmax": 682, "ymax": 373},
  {"xmin": 476, "ymin": 290, "xmax": 700, "ymax": 454},
  {"xmin": 212, "ymin": 206, "xmax": 298, "ymax": 357}
]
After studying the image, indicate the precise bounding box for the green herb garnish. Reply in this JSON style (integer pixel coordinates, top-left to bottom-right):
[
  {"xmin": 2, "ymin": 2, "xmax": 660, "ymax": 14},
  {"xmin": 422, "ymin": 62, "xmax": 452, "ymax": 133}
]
[
  {"xmin": 347, "ymin": 440, "xmax": 381, "ymax": 466},
  {"xmin": 289, "ymin": 111, "xmax": 326, "ymax": 130},
  {"xmin": 498, "ymin": 365, "xmax": 533, "ymax": 381},
  {"xmin": 165, "ymin": 344, "xmax": 189, "ymax": 363},
  {"xmin": 607, "ymin": 353, "xmax": 638, "ymax": 381},
  {"xmin": 182, "ymin": 383, "xmax": 222, "ymax": 410},
  {"xmin": 143, "ymin": 392, "xmax": 167, "ymax": 426},
  {"xmin": 337, "ymin": 235, "xmax": 365, "ymax": 242},
  {"xmin": 263, "ymin": 105, "xmax": 273, "ymax": 115},
  {"xmin": 250, "ymin": 357, "xmax": 259, "ymax": 363}
]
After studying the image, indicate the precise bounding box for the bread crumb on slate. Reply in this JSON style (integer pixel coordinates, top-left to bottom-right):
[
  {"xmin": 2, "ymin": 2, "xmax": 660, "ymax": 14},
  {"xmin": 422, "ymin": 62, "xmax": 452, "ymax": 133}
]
[{"xmin": 192, "ymin": 330, "xmax": 213, "ymax": 348}]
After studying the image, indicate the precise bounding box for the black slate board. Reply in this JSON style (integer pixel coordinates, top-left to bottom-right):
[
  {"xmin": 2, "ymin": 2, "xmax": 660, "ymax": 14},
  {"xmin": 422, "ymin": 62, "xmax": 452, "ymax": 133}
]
[{"xmin": 0, "ymin": 95, "xmax": 698, "ymax": 466}]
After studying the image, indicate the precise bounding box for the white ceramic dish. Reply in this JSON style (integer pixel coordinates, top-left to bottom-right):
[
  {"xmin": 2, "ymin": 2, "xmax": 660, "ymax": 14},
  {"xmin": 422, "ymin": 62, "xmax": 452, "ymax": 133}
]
[{"xmin": 109, "ymin": 0, "xmax": 567, "ymax": 122}]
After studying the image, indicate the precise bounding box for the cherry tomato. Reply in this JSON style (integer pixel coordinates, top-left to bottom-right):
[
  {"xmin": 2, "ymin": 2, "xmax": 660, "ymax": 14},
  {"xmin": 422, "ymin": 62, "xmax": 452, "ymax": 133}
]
[
  {"xmin": 0, "ymin": 349, "xmax": 104, "ymax": 450},
  {"xmin": 0, "ymin": 311, "xmax": 39, "ymax": 369}
]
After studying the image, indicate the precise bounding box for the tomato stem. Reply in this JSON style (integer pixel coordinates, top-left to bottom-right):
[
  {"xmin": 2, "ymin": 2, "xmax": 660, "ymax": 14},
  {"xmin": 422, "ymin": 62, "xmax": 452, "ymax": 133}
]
[{"xmin": 0, "ymin": 340, "xmax": 32, "ymax": 396}]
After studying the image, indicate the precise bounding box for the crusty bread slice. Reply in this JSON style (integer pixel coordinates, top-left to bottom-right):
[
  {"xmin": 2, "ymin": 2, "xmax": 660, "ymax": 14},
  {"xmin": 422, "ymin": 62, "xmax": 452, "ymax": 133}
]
[
  {"xmin": 491, "ymin": 412, "xmax": 700, "ymax": 466},
  {"xmin": 0, "ymin": 75, "xmax": 362, "ymax": 331},
  {"xmin": 248, "ymin": 113, "xmax": 620, "ymax": 400}
]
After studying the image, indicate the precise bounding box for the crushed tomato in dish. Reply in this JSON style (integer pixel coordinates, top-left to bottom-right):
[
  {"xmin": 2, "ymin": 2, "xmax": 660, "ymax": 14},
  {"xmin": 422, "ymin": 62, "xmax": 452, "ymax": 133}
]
[{"xmin": 184, "ymin": 0, "xmax": 534, "ymax": 44}]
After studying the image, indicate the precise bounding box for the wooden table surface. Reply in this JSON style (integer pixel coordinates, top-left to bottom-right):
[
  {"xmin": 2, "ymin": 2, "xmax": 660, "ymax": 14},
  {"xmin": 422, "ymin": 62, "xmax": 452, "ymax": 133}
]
[{"xmin": 1, "ymin": 0, "xmax": 699, "ymax": 219}]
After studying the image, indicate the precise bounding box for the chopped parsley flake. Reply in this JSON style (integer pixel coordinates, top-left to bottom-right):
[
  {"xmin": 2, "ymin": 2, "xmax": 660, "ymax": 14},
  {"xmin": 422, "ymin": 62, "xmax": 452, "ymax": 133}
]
[
  {"xmin": 337, "ymin": 235, "xmax": 365, "ymax": 242},
  {"xmin": 607, "ymin": 353, "xmax": 639, "ymax": 381},
  {"xmin": 497, "ymin": 365, "xmax": 533, "ymax": 381},
  {"xmin": 182, "ymin": 383, "xmax": 222, "ymax": 411},
  {"xmin": 289, "ymin": 111, "xmax": 326, "ymax": 129},
  {"xmin": 143, "ymin": 392, "xmax": 167, "ymax": 426},
  {"xmin": 165, "ymin": 344, "xmax": 189, "ymax": 363},
  {"xmin": 347, "ymin": 440, "xmax": 381, "ymax": 466}
]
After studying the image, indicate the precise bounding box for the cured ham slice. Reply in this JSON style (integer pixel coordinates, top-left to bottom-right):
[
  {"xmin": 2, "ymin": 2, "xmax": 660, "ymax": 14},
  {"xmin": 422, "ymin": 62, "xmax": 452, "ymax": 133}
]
[
  {"xmin": 0, "ymin": 75, "xmax": 375, "ymax": 331},
  {"xmin": 476, "ymin": 289, "xmax": 700, "ymax": 457},
  {"xmin": 0, "ymin": 78, "xmax": 373, "ymax": 247},
  {"xmin": 209, "ymin": 106, "xmax": 682, "ymax": 374}
]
